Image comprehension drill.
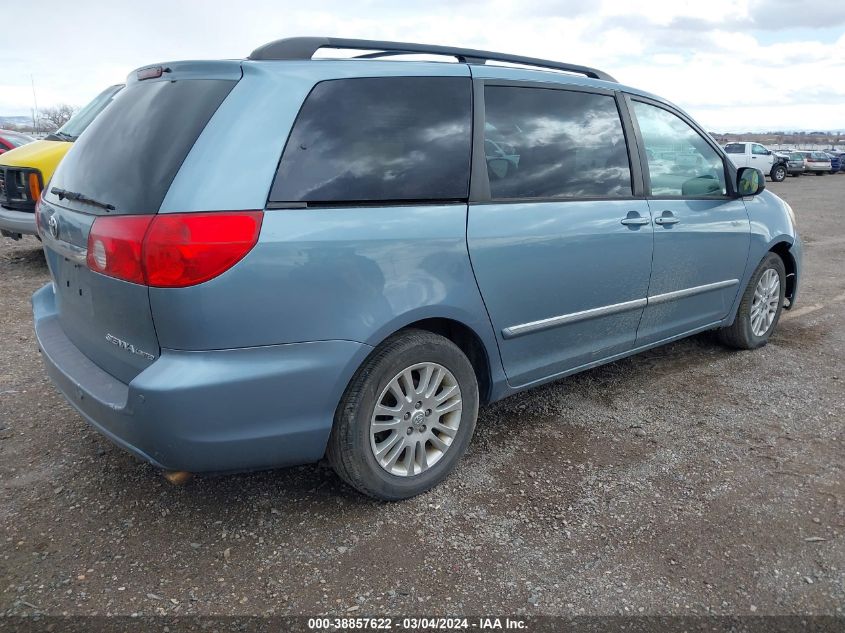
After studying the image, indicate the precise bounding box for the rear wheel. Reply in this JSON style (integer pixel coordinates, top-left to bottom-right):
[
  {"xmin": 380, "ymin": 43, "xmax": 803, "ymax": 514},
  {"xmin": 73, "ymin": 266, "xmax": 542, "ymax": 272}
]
[
  {"xmin": 717, "ymin": 253, "xmax": 785, "ymax": 350},
  {"xmin": 327, "ymin": 329, "xmax": 479, "ymax": 500},
  {"xmin": 770, "ymin": 165, "xmax": 786, "ymax": 182}
]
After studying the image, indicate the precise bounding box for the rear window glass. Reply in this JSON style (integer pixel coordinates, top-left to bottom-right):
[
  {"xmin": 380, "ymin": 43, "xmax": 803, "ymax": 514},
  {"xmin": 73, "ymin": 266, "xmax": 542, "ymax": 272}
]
[
  {"xmin": 270, "ymin": 77, "xmax": 471, "ymax": 203},
  {"xmin": 48, "ymin": 79, "xmax": 235, "ymax": 215},
  {"xmin": 483, "ymin": 86, "xmax": 631, "ymax": 199}
]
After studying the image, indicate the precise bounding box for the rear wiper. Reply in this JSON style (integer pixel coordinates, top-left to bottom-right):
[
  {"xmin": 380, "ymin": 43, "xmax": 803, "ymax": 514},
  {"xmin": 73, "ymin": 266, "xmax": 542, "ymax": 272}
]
[{"xmin": 51, "ymin": 187, "xmax": 115, "ymax": 212}]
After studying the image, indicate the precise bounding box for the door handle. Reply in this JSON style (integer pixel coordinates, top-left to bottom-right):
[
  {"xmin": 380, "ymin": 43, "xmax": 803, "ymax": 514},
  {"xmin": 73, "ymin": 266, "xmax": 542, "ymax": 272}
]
[
  {"xmin": 621, "ymin": 217, "xmax": 649, "ymax": 226},
  {"xmin": 654, "ymin": 211, "xmax": 679, "ymax": 226},
  {"xmin": 620, "ymin": 211, "xmax": 649, "ymax": 227}
]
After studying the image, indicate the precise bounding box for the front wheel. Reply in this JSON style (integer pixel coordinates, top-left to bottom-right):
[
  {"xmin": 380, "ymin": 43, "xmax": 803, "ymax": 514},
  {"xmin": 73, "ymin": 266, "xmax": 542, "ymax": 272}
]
[
  {"xmin": 717, "ymin": 253, "xmax": 786, "ymax": 350},
  {"xmin": 327, "ymin": 329, "xmax": 479, "ymax": 500},
  {"xmin": 770, "ymin": 165, "xmax": 786, "ymax": 182}
]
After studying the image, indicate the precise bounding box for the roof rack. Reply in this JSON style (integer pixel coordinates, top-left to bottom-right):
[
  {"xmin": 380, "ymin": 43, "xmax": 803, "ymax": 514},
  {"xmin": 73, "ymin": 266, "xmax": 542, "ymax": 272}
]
[{"xmin": 247, "ymin": 37, "xmax": 617, "ymax": 83}]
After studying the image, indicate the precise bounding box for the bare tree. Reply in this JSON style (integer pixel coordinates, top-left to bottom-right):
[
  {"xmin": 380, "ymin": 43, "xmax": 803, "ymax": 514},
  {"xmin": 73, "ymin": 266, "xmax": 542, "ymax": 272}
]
[{"xmin": 38, "ymin": 104, "xmax": 76, "ymax": 132}]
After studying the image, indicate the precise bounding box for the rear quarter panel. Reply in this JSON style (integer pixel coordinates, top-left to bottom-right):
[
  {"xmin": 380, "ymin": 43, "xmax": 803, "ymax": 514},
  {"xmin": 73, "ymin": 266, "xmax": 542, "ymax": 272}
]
[{"xmin": 150, "ymin": 60, "xmax": 507, "ymax": 396}]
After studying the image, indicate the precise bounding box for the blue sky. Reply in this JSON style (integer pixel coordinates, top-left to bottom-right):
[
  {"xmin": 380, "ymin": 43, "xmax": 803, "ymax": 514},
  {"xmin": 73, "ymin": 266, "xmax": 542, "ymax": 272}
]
[{"xmin": 1, "ymin": 0, "xmax": 843, "ymax": 132}]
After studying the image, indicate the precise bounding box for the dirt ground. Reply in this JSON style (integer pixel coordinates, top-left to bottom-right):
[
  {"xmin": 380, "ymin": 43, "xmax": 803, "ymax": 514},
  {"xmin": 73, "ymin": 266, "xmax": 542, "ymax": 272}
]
[{"xmin": 1, "ymin": 175, "xmax": 843, "ymax": 620}]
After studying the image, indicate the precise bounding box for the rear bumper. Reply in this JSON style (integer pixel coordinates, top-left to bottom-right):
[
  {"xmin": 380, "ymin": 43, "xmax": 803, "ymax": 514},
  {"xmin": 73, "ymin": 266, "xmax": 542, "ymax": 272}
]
[
  {"xmin": 0, "ymin": 206, "xmax": 37, "ymax": 236},
  {"xmin": 32, "ymin": 283, "xmax": 372, "ymax": 473}
]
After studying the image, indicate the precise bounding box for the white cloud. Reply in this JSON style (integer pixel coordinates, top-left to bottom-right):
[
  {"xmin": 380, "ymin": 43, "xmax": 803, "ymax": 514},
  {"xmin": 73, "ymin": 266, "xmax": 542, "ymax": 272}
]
[{"xmin": 0, "ymin": 0, "xmax": 843, "ymax": 131}]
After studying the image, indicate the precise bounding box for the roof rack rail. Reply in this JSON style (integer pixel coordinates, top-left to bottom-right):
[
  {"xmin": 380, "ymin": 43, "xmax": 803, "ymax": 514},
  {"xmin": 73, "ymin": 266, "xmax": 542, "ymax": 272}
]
[{"xmin": 247, "ymin": 37, "xmax": 617, "ymax": 83}]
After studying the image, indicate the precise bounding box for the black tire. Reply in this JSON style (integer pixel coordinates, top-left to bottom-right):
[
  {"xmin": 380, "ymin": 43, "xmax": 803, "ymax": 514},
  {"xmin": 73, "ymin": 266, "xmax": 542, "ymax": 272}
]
[
  {"xmin": 717, "ymin": 252, "xmax": 786, "ymax": 350},
  {"xmin": 327, "ymin": 329, "xmax": 479, "ymax": 501},
  {"xmin": 770, "ymin": 165, "xmax": 786, "ymax": 182}
]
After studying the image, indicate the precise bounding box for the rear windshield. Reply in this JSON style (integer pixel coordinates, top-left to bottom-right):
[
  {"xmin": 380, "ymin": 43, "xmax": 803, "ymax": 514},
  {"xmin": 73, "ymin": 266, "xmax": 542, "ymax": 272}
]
[{"xmin": 49, "ymin": 79, "xmax": 235, "ymax": 215}]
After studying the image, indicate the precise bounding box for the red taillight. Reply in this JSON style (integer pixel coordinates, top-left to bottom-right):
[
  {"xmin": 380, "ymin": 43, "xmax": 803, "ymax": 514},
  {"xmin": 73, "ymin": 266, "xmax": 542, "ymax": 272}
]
[
  {"xmin": 86, "ymin": 211, "xmax": 262, "ymax": 288},
  {"xmin": 87, "ymin": 215, "xmax": 154, "ymax": 285},
  {"xmin": 144, "ymin": 211, "xmax": 263, "ymax": 287}
]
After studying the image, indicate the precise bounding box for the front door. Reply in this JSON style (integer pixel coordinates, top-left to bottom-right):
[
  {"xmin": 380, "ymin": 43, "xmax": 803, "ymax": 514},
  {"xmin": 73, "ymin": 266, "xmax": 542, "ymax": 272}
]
[
  {"xmin": 467, "ymin": 83, "xmax": 654, "ymax": 388},
  {"xmin": 629, "ymin": 98, "xmax": 750, "ymax": 345}
]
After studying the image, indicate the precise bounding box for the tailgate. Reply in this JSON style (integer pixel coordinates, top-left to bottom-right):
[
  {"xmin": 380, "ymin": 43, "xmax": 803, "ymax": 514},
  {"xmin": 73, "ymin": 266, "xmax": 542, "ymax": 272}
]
[
  {"xmin": 39, "ymin": 198, "xmax": 159, "ymax": 383},
  {"xmin": 37, "ymin": 62, "xmax": 241, "ymax": 383}
]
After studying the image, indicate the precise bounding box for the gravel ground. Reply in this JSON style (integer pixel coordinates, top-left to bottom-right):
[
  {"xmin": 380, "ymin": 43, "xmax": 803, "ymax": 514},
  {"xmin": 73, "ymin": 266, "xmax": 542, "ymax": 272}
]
[{"xmin": 1, "ymin": 176, "xmax": 843, "ymax": 620}]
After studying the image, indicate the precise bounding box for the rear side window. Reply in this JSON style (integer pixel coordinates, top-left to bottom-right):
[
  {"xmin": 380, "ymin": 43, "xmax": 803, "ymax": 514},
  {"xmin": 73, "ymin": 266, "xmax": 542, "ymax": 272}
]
[
  {"xmin": 270, "ymin": 77, "xmax": 471, "ymax": 203},
  {"xmin": 482, "ymin": 86, "xmax": 631, "ymax": 199},
  {"xmin": 49, "ymin": 79, "xmax": 236, "ymax": 215},
  {"xmin": 724, "ymin": 143, "xmax": 744, "ymax": 154}
]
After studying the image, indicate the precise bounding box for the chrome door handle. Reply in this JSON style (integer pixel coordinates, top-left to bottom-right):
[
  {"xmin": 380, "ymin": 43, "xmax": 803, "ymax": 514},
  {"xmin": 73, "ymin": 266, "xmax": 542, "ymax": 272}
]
[
  {"xmin": 654, "ymin": 216, "xmax": 679, "ymax": 225},
  {"xmin": 621, "ymin": 216, "xmax": 650, "ymax": 226}
]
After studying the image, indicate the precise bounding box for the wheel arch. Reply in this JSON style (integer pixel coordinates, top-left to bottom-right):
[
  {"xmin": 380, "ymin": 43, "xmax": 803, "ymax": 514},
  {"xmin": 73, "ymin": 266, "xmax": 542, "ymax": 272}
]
[
  {"xmin": 395, "ymin": 317, "xmax": 493, "ymax": 405},
  {"xmin": 769, "ymin": 240, "xmax": 797, "ymax": 307}
]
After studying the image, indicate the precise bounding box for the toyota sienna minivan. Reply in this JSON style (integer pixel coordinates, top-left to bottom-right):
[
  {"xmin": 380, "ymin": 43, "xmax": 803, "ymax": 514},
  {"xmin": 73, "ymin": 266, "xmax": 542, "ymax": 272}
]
[{"xmin": 33, "ymin": 37, "xmax": 802, "ymax": 500}]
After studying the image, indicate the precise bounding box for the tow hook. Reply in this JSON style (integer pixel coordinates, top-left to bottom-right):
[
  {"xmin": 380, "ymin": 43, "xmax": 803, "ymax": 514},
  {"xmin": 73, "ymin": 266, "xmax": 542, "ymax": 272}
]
[{"xmin": 163, "ymin": 471, "xmax": 193, "ymax": 485}]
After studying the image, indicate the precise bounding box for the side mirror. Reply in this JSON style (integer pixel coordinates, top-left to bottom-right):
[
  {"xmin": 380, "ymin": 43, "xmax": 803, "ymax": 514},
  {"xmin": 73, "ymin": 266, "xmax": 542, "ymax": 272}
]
[{"xmin": 737, "ymin": 167, "xmax": 765, "ymax": 196}]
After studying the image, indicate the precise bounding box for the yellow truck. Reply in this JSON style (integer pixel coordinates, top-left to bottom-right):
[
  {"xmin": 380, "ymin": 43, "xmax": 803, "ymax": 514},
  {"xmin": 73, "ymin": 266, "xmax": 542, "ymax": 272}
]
[{"xmin": 0, "ymin": 84, "xmax": 122, "ymax": 240}]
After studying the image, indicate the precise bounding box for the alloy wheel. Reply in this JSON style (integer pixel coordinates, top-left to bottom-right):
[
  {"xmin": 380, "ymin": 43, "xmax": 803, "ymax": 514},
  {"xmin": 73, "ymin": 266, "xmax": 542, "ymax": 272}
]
[
  {"xmin": 750, "ymin": 268, "xmax": 780, "ymax": 337},
  {"xmin": 369, "ymin": 362, "xmax": 463, "ymax": 477}
]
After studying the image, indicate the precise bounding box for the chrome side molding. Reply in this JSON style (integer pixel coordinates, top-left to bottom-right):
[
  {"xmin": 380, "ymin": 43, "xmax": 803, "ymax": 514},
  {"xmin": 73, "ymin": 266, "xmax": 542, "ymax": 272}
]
[
  {"xmin": 502, "ymin": 298, "xmax": 647, "ymax": 339},
  {"xmin": 502, "ymin": 279, "xmax": 740, "ymax": 339},
  {"xmin": 647, "ymin": 279, "xmax": 739, "ymax": 305}
]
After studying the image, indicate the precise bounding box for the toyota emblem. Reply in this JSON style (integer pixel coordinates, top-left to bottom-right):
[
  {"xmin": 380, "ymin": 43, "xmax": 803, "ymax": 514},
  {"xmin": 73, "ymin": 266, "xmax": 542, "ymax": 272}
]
[{"xmin": 48, "ymin": 215, "xmax": 59, "ymax": 239}]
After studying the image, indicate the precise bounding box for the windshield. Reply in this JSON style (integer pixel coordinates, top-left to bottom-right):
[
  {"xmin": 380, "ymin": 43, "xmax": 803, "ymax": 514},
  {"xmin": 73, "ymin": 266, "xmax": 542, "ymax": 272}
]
[
  {"xmin": 3, "ymin": 132, "xmax": 33, "ymax": 147},
  {"xmin": 50, "ymin": 84, "xmax": 123, "ymax": 141}
]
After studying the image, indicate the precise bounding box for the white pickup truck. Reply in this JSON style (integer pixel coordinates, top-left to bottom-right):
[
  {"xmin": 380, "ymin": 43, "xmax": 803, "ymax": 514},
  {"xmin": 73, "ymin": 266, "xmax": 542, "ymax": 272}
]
[{"xmin": 723, "ymin": 142, "xmax": 787, "ymax": 182}]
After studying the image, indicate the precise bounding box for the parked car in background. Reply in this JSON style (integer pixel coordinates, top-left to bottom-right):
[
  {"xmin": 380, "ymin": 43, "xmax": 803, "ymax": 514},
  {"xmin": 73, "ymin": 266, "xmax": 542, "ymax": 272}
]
[
  {"xmin": 798, "ymin": 151, "xmax": 832, "ymax": 175},
  {"xmin": 32, "ymin": 37, "xmax": 802, "ymax": 500},
  {"xmin": 0, "ymin": 129, "xmax": 34, "ymax": 154},
  {"xmin": 825, "ymin": 152, "xmax": 842, "ymax": 174},
  {"xmin": 0, "ymin": 85, "xmax": 122, "ymax": 240},
  {"xmin": 724, "ymin": 141, "xmax": 785, "ymax": 181},
  {"xmin": 785, "ymin": 152, "xmax": 806, "ymax": 176}
]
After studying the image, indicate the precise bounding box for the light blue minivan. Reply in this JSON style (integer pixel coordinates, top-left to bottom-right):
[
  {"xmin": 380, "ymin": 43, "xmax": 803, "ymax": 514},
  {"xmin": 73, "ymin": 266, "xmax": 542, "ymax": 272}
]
[{"xmin": 32, "ymin": 38, "xmax": 802, "ymax": 500}]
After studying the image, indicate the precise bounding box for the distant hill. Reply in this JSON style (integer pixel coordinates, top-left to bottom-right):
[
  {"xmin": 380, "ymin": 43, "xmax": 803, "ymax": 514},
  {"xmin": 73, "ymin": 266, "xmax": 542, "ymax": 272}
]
[{"xmin": 0, "ymin": 115, "xmax": 33, "ymax": 129}]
